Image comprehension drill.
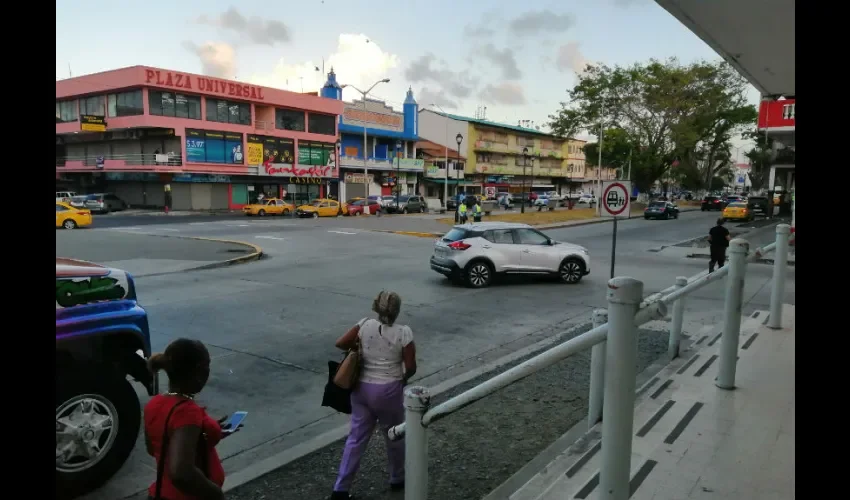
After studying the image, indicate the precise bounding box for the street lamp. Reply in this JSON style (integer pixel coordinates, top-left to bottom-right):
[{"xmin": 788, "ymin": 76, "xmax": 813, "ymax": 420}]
[
  {"xmin": 455, "ymin": 133, "xmax": 463, "ymax": 223},
  {"xmin": 341, "ymin": 78, "xmax": 390, "ymax": 214},
  {"xmin": 395, "ymin": 139, "xmax": 402, "ymax": 206},
  {"xmin": 522, "ymin": 147, "xmax": 529, "ymax": 214}
]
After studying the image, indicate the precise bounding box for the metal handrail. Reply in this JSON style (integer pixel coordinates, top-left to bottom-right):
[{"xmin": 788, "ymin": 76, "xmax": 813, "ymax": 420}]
[{"xmin": 392, "ymin": 223, "xmax": 793, "ymax": 500}]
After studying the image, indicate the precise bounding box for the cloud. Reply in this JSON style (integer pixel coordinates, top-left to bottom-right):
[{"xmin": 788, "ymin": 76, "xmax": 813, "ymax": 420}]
[
  {"xmin": 463, "ymin": 11, "xmax": 502, "ymax": 39},
  {"xmin": 479, "ymin": 82, "xmax": 527, "ymax": 106},
  {"xmin": 248, "ymin": 34, "xmax": 399, "ymax": 97},
  {"xmin": 182, "ymin": 41, "xmax": 237, "ymax": 78},
  {"xmin": 404, "ymin": 53, "xmax": 476, "ymax": 99},
  {"xmin": 197, "ymin": 7, "xmax": 291, "ymax": 45},
  {"xmin": 555, "ymin": 42, "xmax": 594, "ymax": 74},
  {"xmin": 418, "ymin": 87, "xmax": 458, "ymax": 110},
  {"xmin": 509, "ymin": 10, "xmax": 575, "ymax": 37},
  {"xmin": 476, "ymin": 44, "xmax": 522, "ymax": 80}
]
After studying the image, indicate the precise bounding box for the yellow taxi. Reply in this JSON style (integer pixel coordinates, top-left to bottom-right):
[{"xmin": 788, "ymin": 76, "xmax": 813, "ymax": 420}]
[
  {"xmin": 722, "ymin": 202, "xmax": 752, "ymax": 222},
  {"xmin": 296, "ymin": 198, "xmax": 347, "ymax": 218},
  {"xmin": 243, "ymin": 198, "xmax": 294, "ymax": 216},
  {"xmin": 56, "ymin": 202, "xmax": 92, "ymax": 229}
]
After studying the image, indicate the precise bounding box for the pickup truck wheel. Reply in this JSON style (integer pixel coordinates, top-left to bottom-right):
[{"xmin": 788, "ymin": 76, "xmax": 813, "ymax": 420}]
[{"xmin": 56, "ymin": 370, "xmax": 140, "ymax": 499}]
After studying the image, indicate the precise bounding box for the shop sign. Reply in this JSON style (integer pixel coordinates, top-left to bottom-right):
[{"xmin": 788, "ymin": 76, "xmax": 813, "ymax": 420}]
[
  {"xmin": 264, "ymin": 164, "xmax": 336, "ymax": 178},
  {"xmin": 344, "ymin": 173, "xmax": 375, "ymax": 184},
  {"xmin": 394, "ymin": 158, "xmax": 424, "ymax": 169},
  {"xmin": 145, "ymin": 69, "xmax": 266, "ymax": 100},
  {"xmin": 80, "ymin": 115, "xmax": 106, "ymax": 132},
  {"xmin": 426, "ymin": 164, "xmax": 441, "ymax": 177},
  {"xmin": 342, "ymin": 99, "xmax": 403, "ymax": 133},
  {"xmin": 286, "ymin": 177, "xmax": 324, "ymax": 185},
  {"xmin": 172, "ymin": 174, "xmax": 231, "ymax": 183}
]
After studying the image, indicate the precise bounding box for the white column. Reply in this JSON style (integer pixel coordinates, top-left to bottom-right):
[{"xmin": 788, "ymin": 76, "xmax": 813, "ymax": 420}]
[
  {"xmin": 716, "ymin": 239, "xmax": 749, "ymax": 390},
  {"xmin": 669, "ymin": 276, "xmax": 688, "ymax": 359},
  {"xmin": 767, "ymin": 224, "xmax": 791, "ymax": 329},
  {"xmin": 588, "ymin": 309, "xmax": 608, "ymax": 429},
  {"xmin": 403, "ymin": 386, "xmax": 430, "ymax": 500},
  {"xmin": 599, "ymin": 276, "xmax": 643, "ymax": 500}
]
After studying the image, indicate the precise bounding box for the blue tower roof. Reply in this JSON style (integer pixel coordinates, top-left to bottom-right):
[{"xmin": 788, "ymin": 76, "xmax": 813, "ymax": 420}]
[
  {"xmin": 323, "ymin": 67, "xmax": 341, "ymax": 90},
  {"xmin": 404, "ymin": 86, "xmax": 417, "ymax": 105}
]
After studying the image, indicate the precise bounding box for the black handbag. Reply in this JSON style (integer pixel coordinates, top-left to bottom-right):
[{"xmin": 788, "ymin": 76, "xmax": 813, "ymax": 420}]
[
  {"xmin": 321, "ymin": 359, "xmax": 353, "ymax": 414},
  {"xmin": 153, "ymin": 399, "xmax": 209, "ymax": 500}
]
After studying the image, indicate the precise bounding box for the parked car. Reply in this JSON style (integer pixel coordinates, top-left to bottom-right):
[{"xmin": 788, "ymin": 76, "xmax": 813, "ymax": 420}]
[
  {"xmin": 56, "ymin": 202, "xmax": 92, "ymax": 229},
  {"xmin": 378, "ymin": 195, "xmax": 396, "ymax": 207},
  {"xmin": 576, "ymin": 194, "xmax": 597, "ymax": 206},
  {"xmin": 69, "ymin": 195, "xmax": 89, "ymax": 208},
  {"xmin": 243, "ymin": 198, "xmax": 294, "ymax": 216},
  {"xmin": 56, "ymin": 191, "xmax": 77, "ymax": 203},
  {"xmin": 84, "ymin": 193, "xmax": 128, "ymax": 213},
  {"xmin": 56, "ymin": 258, "xmax": 156, "ymax": 497},
  {"xmin": 722, "ymin": 202, "xmax": 753, "ymax": 221},
  {"xmin": 347, "ymin": 199, "xmax": 382, "ymax": 216},
  {"xmin": 746, "ymin": 196, "xmax": 769, "ymax": 217},
  {"xmin": 430, "ymin": 222, "xmax": 590, "ymax": 288},
  {"xmin": 296, "ymin": 198, "xmax": 345, "ymax": 218},
  {"xmin": 701, "ymin": 195, "xmax": 725, "ymax": 211},
  {"xmin": 644, "ymin": 201, "xmax": 680, "ymax": 220},
  {"xmin": 387, "ymin": 195, "xmax": 427, "ymax": 214}
]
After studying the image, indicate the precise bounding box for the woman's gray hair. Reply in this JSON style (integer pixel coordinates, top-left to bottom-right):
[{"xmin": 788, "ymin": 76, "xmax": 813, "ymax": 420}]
[{"xmin": 373, "ymin": 290, "xmax": 402, "ymax": 326}]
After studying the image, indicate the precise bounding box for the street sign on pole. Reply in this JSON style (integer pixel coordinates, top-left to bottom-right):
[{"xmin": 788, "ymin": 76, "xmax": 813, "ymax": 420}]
[
  {"xmin": 601, "ymin": 181, "xmax": 631, "ymax": 218},
  {"xmin": 601, "ymin": 181, "xmax": 631, "ymax": 279}
]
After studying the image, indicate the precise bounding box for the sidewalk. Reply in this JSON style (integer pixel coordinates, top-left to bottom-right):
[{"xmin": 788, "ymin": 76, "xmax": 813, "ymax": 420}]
[{"xmin": 501, "ymin": 305, "xmax": 795, "ymax": 500}]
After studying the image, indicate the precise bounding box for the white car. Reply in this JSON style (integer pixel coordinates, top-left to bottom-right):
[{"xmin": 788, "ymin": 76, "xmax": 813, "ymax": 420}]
[
  {"xmin": 430, "ymin": 222, "xmax": 591, "ymax": 288},
  {"xmin": 577, "ymin": 194, "xmax": 597, "ymax": 206}
]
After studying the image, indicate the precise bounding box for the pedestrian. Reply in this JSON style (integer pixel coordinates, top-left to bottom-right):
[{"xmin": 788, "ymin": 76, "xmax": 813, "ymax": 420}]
[
  {"xmin": 458, "ymin": 199, "xmax": 468, "ymax": 223},
  {"xmin": 144, "ymin": 339, "xmax": 234, "ymax": 500},
  {"xmin": 472, "ymin": 197, "xmax": 482, "ymax": 222},
  {"xmin": 330, "ymin": 291, "xmax": 417, "ymax": 500},
  {"xmin": 708, "ymin": 217, "xmax": 731, "ymax": 273}
]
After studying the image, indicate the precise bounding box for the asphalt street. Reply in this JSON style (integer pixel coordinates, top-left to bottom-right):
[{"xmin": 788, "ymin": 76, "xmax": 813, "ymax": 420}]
[{"xmin": 72, "ymin": 211, "xmax": 794, "ymax": 500}]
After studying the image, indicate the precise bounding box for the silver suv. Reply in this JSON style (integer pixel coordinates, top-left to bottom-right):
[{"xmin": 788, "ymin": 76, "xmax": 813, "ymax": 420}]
[{"xmin": 430, "ymin": 222, "xmax": 590, "ymax": 288}]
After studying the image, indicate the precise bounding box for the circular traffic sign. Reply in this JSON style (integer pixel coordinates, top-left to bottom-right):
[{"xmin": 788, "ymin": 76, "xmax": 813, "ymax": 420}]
[{"xmin": 602, "ymin": 182, "xmax": 629, "ymax": 216}]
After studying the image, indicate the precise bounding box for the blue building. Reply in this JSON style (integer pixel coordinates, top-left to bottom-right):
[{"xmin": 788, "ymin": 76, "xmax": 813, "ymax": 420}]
[{"xmin": 320, "ymin": 69, "xmax": 421, "ymax": 200}]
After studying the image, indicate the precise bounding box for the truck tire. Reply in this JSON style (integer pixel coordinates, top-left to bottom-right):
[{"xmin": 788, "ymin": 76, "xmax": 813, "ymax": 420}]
[{"xmin": 56, "ymin": 369, "xmax": 141, "ymax": 499}]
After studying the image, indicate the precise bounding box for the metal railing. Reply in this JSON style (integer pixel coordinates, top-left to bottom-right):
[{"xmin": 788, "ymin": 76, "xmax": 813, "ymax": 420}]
[
  {"xmin": 389, "ymin": 224, "xmax": 793, "ymax": 500},
  {"xmin": 56, "ymin": 153, "xmax": 182, "ymax": 167}
]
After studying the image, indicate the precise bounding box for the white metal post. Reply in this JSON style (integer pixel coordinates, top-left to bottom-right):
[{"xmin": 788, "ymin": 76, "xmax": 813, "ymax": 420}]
[
  {"xmin": 767, "ymin": 224, "xmax": 791, "ymax": 329},
  {"xmin": 716, "ymin": 239, "xmax": 749, "ymax": 390},
  {"xmin": 669, "ymin": 276, "xmax": 688, "ymax": 359},
  {"xmin": 403, "ymin": 386, "xmax": 430, "ymax": 500},
  {"xmin": 599, "ymin": 277, "xmax": 643, "ymax": 500},
  {"xmin": 588, "ymin": 309, "xmax": 608, "ymax": 429}
]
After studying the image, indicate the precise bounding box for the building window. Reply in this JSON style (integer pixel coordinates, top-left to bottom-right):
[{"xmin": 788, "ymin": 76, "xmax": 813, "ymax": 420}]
[
  {"xmin": 308, "ymin": 113, "xmax": 336, "ymax": 135},
  {"xmin": 149, "ymin": 91, "xmax": 201, "ymax": 119},
  {"xmin": 56, "ymin": 100, "xmax": 78, "ymax": 123},
  {"xmin": 185, "ymin": 129, "xmax": 244, "ymax": 164},
  {"xmin": 297, "ymin": 142, "xmax": 335, "ymax": 166},
  {"xmin": 107, "ymin": 90, "xmax": 143, "ymax": 117},
  {"xmin": 275, "ymin": 108, "xmax": 305, "ymax": 131},
  {"xmin": 206, "ymin": 99, "xmax": 251, "ymax": 125},
  {"xmin": 80, "ymin": 96, "xmax": 105, "ymax": 116}
]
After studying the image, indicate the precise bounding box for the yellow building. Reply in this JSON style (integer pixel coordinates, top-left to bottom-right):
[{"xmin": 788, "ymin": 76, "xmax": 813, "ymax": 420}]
[{"xmin": 418, "ymin": 110, "xmax": 586, "ymax": 197}]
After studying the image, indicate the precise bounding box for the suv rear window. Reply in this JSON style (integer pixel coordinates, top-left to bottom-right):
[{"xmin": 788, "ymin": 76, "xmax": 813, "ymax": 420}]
[
  {"xmin": 442, "ymin": 228, "xmax": 469, "ymax": 242},
  {"xmin": 649, "ymin": 201, "xmax": 666, "ymax": 208}
]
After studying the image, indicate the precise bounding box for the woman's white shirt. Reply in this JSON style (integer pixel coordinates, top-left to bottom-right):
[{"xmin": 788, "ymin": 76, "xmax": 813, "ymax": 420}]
[{"xmin": 356, "ymin": 318, "xmax": 413, "ymax": 384}]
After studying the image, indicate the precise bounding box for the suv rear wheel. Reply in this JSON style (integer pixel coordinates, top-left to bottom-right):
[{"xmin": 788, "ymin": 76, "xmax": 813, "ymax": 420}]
[
  {"xmin": 559, "ymin": 258, "xmax": 585, "ymax": 284},
  {"xmin": 465, "ymin": 260, "xmax": 493, "ymax": 288},
  {"xmin": 56, "ymin": 368, "xmax": 141, "ymax": 499}
]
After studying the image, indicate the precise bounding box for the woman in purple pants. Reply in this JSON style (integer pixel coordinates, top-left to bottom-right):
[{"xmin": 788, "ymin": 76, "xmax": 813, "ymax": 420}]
[{"xmin": 330, "ymin": 291, "xmax": 418, "ymax": 500}]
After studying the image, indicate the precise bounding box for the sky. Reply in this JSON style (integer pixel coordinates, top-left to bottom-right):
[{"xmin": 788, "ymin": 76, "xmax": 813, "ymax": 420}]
[{"xmin": 56, "ymin": 0, "xmax": 759, "ymax": 158}]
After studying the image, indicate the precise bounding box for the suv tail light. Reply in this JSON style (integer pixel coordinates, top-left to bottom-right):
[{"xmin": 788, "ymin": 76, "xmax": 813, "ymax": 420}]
[{"xmin": 448, "ymin": 240, "xmax": 471, "ymax": 250}]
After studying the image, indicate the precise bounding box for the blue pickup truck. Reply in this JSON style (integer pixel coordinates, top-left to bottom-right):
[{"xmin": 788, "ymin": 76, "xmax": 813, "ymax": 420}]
[{"xmin": 56, "ymin": 258, "xmax": 157, "ymax": 498}]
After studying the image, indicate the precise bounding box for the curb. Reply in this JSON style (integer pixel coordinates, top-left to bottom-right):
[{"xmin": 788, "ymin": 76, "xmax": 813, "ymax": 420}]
[
  {"xmin": 114, "ymin": 234, "xmax": 264, "ymax": 276},
  {"xmin": 371, "ymin": 229, "xmax": 442, "ymax": 238}
]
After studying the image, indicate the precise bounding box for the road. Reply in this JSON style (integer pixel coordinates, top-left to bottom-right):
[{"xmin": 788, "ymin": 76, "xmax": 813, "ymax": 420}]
[{"xmin": 67, "ymin": 210, "xmax": 791, "ymax": 499}]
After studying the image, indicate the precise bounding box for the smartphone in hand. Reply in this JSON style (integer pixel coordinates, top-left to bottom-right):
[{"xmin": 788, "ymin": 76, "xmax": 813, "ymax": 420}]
[{"xmin": 222, "ymin": 411, "xmax": 248, "ymax": 433}]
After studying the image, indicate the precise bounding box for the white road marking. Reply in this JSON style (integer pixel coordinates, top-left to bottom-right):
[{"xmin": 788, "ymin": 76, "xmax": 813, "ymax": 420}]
[
  {"xmin": 189, "ymin": 222, "xmax": 209, "ymax": 226},
  {"xmin": 159, "ymin": 228, "xmax": 180, "ymax": 232},
  {"xmin": 255, "ymin": 235, "xmax": 286, "ymax": 240},
  {"xmin": 328, "ymin": 230, "xmax": 358, "ymax": 235},
  {"xmin": 226, "ymin": 224, "xmax": 251, "ymax": 227}
]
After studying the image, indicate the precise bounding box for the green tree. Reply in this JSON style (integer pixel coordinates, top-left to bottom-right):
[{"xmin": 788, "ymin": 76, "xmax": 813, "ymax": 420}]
[
  {"xmin": 583, "ymin": 127, "xmax": 633, "ymax": 177},
  {"xmin": 548, "ymin": 58, "xmax": 757, "ymax": 192},
  {"xmin": 742, "ymin": 130, "xmax": 783, "ymax": 192}
]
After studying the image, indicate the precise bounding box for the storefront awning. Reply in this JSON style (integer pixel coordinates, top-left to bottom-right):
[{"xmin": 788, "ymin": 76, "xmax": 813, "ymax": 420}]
[{"xmin": 654, "ymin": 0, "xmax": 794, "ymax": 97}]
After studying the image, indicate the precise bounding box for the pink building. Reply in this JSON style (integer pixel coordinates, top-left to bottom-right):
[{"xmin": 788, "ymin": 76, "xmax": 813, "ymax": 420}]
[{"xmin": 56, "ymin": 66, "xmax": 344, "ymax": 210}]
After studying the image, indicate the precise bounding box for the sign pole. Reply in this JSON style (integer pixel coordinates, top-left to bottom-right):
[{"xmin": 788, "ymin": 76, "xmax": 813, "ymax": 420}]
[{"xmin": 610, "ymin": 217, "xmax": 618, "ymax": 279}]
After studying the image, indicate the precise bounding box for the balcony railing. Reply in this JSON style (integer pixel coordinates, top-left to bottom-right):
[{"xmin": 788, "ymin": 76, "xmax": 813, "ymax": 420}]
[
  {"xmin": 56, "ymin": 153, "xmax": 182, "ymax": 167},
  {"xmin": 389, "ymin": 224, "xmax": 794, "ymax": 500}
]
